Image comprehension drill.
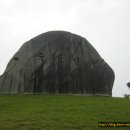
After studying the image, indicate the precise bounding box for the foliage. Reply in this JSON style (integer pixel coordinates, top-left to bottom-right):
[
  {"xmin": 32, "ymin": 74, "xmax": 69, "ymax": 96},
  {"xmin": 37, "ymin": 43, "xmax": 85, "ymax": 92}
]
[{"xmin": 127, "ymin": 82, "xmax": 130, "ymax": 89}]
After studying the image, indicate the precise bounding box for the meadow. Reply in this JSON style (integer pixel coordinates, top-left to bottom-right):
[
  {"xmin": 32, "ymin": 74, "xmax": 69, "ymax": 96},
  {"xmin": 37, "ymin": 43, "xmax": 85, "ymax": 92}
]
[{"xmin": 0, "ymin": 95, "xmax": 130, "ymax": 130}]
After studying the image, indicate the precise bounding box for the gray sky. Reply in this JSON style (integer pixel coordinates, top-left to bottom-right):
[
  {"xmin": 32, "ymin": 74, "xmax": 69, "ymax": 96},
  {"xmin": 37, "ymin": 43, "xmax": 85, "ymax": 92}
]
[{"xmin": 0, "ymin": 0, "xmax": 130, "ymax": 97}]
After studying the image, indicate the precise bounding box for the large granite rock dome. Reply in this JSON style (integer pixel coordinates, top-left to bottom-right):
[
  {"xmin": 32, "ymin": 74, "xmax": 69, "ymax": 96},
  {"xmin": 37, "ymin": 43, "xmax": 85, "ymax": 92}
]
[{"xmin": 0, "ymin": 31, "xmax": 115, "ymax": 95}]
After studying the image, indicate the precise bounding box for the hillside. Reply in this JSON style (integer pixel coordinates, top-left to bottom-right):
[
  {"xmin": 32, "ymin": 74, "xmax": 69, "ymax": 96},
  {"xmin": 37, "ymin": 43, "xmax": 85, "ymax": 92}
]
[{"xmin": 0, "ymin": 95, "xmax": 129, "ymax": 130}]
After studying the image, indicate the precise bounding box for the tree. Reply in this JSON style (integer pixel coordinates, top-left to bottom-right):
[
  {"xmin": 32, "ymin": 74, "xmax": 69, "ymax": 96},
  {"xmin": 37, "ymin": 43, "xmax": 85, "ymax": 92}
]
[
  {"xmin": 124, "ymin": 82, "xmax": 130, "ymax": 98},
  {"xmin": 127, "ymin": 82, "xmax": 130, "ymax": 90}
]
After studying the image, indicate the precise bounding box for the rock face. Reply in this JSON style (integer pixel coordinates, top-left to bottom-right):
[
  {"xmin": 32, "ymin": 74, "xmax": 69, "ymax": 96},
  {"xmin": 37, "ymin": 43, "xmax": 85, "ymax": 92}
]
[{"xmin": 0, "ymin": 31, "xmax": 115, "ymax": 95}]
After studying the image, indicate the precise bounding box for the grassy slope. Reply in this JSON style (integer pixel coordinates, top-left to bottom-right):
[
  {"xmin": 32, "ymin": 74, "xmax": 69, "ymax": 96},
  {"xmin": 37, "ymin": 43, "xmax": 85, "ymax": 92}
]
[{"xmin": 0, "ymin": 95, "xmax": 130, "ymax": 130}]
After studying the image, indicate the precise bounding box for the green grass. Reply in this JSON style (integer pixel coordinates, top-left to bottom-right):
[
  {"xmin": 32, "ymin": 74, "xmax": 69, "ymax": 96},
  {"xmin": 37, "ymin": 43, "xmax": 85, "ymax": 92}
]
[{"xmin": 0, "ymin": 95, "xmax": 130, "ymax": 130}]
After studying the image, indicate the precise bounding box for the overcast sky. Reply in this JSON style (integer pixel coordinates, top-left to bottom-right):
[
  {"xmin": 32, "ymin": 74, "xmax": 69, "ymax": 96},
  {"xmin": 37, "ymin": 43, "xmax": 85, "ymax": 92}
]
[{"xmin": 0, "ymin": 0, "xmax": 130, "ymax": 97}]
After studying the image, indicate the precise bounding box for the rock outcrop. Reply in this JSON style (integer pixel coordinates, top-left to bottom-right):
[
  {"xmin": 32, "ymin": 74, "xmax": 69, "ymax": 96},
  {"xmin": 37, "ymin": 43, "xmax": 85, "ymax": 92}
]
[{"xmin": 0, "ymin": 31, "xmax": 115, "ymax": 95}]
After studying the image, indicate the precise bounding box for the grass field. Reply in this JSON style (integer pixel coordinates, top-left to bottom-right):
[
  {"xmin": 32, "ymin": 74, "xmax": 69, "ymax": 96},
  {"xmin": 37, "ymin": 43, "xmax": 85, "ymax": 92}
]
[{"xmin": 0, "ymin": 95, "xmax": 130, "ymax": 130}]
